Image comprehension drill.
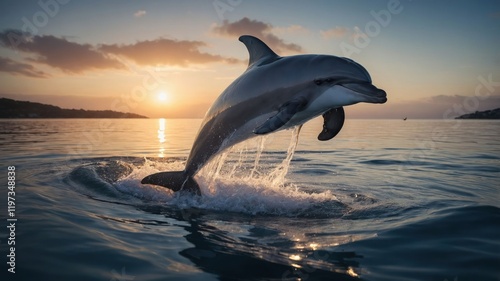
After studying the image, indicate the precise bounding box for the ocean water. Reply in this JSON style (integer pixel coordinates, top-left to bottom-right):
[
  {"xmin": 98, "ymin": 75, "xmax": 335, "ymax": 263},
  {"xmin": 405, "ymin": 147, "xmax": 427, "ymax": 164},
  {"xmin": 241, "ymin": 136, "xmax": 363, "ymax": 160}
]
[{"xmin": 0, "ymin": 118, "xmax": 499, "ymax": 281}]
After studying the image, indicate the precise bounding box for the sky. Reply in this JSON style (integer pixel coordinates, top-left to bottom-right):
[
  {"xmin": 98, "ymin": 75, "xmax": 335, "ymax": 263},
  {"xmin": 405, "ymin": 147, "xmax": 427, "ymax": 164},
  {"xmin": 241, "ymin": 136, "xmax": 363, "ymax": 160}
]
[{"xmin": 0, "ymin": 0, "xmax": 499, "ymax": 118}]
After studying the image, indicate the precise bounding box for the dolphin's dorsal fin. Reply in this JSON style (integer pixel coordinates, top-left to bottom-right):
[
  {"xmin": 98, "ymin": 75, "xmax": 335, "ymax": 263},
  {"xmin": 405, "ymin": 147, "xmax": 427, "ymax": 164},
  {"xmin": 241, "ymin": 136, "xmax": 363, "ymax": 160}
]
[{"xmin": 239, "ymin": 35, "xmax": 280, "ymax": 68}]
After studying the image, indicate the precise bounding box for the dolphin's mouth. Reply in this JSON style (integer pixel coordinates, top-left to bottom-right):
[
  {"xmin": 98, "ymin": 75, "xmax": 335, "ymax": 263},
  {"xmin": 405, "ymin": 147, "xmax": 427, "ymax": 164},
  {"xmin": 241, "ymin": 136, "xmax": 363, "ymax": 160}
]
[{"xmin": 340, "ymin": 82, "xmax": 387, "ymax": 104}]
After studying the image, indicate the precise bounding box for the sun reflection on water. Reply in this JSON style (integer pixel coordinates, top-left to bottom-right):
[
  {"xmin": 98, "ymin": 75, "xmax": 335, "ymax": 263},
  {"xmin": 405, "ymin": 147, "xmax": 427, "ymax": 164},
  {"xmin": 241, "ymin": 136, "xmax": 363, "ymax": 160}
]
[
  {"xmin": 347, "ymin": 266, "xmax": 359, "ymax": 277},
  {"xmin": 158, "ymin": 118, "xmax": 166, "ymax": 157}
]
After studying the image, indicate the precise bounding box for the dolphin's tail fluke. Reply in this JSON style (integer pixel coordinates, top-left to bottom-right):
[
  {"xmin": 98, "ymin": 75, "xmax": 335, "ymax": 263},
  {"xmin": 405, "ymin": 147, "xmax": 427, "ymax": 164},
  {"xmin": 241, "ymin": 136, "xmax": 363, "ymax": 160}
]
[{"xmin": 141, "ymin": 171, "xmax": 200, "ymax": 195}]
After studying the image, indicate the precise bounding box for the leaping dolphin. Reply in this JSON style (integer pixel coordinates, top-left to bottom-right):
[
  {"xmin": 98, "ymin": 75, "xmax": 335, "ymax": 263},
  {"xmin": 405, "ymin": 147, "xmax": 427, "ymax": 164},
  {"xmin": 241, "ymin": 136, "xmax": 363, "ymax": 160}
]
[{"xmin": 141, "ymin": 35, "xmax": 387, "ymax": 194}]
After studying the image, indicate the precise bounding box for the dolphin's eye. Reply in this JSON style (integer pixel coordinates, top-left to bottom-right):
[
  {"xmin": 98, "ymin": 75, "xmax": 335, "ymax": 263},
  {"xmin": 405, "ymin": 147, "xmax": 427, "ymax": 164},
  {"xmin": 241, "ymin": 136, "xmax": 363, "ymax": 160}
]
[{"xmin": 314, "ymin": 79, "xmax": 323, "ymax": 85}]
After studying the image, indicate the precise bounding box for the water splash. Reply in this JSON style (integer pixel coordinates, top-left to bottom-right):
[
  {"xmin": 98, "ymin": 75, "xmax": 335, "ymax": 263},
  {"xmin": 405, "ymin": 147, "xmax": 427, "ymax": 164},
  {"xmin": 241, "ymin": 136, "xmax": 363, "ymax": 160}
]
[
  {"xmin": 67, "ymin": 126, "xmax": 340, "ymax": 216},
  {"xmin": 199, "ymin": 125, "xmax": 303, "ymax": 190},
  {"xmin": 266, "ymin": 125, "xmax": 302, "ymax": 185},
  {"xmin": 248, "ymin": 135, "xmax": 267, "ymax": 179},
  {"xmin": 170, "ymin": 125, "xmax": 341, "ymax": 216}
]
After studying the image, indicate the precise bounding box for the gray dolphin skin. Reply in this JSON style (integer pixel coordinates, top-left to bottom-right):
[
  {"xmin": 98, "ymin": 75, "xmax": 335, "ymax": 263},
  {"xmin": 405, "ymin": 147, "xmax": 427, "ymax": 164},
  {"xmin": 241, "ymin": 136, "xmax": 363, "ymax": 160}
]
[{"xmin": 141, "ymin": 35, "xmax": 387, "ymax": 194}]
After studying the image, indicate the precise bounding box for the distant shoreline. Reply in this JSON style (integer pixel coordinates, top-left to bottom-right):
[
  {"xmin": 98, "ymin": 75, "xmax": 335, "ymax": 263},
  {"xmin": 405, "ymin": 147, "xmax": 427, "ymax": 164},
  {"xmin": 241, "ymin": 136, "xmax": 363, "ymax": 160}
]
[
  {"xmin": 455, "ymin": 108, "xmax": 500, "ymax": 119},
  {"xmin": 0, "ymin": 98, "xmax": 148, "ymax": 119}
]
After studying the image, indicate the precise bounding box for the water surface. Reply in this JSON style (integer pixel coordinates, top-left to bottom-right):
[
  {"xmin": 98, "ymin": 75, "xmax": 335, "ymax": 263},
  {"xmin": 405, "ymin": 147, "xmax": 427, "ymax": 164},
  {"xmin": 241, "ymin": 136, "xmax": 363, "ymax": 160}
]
[{"xmin": 0, "ymin": 119, "xmax": 499, "ymax": 281}]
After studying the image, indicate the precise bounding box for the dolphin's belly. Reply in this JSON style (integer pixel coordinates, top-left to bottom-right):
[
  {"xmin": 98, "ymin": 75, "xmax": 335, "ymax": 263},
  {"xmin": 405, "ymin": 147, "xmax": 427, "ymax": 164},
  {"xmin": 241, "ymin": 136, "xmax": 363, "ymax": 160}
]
[{"xmin": 286, "ymin": 85, "xmax": 364, "ymax": 128}]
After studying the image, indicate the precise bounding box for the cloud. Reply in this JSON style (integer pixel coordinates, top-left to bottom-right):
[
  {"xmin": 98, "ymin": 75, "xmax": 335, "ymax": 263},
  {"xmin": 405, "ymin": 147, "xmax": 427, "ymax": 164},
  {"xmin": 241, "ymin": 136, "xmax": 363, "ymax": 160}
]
[
  {"xmin": 320, "ymin": 26, "xmax": 370, "ymax": 43},
  {"xmin": 134, "ymin": 10, "xmax": 146, "ymax": 18},
  {"xmin": 100, "ymin": 38, "xmax": 240, "ymax": 66},
  {"xmin": 0, "ymin": 29, "xmax": 240, "ymax": 73},
  {"xmin": 320, "ymin": 26, "xmax": 350, "ymax": 39},
  {"xmin": 272, "ymin": 24, "xmax": 310, "ymax": 35},
  {"xmin": 0, "ymin": 56, "xmax": 48, "ymax": 78},
  {"xmin": 211, "ymin": 17, "xmax": 303, "ymax": 54},
  {"xmin": 0, "ymin": 29, "xmax": 124, "ymax": 73}
]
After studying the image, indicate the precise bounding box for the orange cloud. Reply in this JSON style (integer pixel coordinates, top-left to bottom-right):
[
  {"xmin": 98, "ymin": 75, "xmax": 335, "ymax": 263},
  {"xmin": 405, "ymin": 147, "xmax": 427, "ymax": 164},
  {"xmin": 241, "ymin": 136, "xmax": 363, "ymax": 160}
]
[
  {"xmin": 0, "ymin": 29, "xmax": 240, "ymax": 76},
  {"xmin": 0, "ymin": 29, "xmax": 124, "ymax": 73},
  {"xmin": 272, "ymin": 24, "xmax": 310, "ymax": 35},
  {"xmin": 320, "ymin": 26, "xmax": 350, "ymax": 39},
  {"xmin": 134, "ymin": 10, "xmax": 146, "ymax": 18},
  {"xmin": 212, "ymin": 17, "xmax": 303, "ymax": 54},
  {"xmin": 100, "ymin": 38, "xmax": 240, "ymax": 66},
  {"xmin": 0, "ymin": 56, "xmax": 48, "ymax": 78}
]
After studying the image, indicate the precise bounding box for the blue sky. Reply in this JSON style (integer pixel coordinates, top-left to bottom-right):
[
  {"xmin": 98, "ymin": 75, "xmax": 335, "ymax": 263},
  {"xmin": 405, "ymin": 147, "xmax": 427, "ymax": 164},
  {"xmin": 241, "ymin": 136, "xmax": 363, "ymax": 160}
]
[{"xmin": 0, "ymin": 0, "xmax": 499, "ymax": 118}]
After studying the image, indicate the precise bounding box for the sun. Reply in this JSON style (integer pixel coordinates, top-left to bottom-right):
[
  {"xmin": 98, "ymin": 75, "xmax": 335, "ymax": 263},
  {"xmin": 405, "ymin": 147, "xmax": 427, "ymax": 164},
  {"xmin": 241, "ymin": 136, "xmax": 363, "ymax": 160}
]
[{"xmin": 157, "ymin": 91, "xmax": 169, "ymax": 102}]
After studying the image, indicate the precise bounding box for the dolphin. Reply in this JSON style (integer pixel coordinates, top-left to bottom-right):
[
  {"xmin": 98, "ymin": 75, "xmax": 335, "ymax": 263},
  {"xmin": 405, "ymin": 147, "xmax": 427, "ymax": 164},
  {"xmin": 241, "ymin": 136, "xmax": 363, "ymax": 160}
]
[{"xmin": 141, "ymin": 35, "xmax": 387, "ymax": 194}]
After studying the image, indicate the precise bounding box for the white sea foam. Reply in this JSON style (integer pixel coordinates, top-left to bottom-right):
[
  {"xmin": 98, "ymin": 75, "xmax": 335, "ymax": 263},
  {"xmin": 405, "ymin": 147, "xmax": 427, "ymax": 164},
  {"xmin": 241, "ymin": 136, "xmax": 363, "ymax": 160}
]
[{"xmin": 113, "ymin": 127, "xmax": 339, "ymax": 215}]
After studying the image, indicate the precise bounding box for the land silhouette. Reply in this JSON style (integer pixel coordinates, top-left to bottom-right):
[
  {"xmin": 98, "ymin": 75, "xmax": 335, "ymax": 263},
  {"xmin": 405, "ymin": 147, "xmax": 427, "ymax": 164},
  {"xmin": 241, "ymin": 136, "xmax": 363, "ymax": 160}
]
[
  {"xmin": 455, "ymin": 108, "xmax": 500, "ymax": 119},
  {"xmin": 0, "ymin": 98, "xmax": 147, "ymax": 118}
]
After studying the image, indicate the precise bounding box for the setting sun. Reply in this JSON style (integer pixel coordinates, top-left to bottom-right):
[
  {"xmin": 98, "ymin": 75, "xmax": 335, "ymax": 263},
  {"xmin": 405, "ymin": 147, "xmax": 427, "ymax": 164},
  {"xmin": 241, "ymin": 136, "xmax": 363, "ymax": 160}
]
[{"xmin": 157, "ymin": 91, "xmax": 169, "ymax": 102}]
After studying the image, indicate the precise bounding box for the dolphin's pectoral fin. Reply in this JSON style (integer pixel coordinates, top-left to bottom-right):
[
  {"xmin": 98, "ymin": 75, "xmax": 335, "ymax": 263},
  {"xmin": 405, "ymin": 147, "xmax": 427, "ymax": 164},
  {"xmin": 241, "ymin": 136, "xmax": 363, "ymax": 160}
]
[
  {"xmin": 318, "ymin": 107, "xmax": 345, "ymax": 141},
  {"xmin": 254, "ymin": 97, "xmax": 308, "ymax": 134},
  {"xmin": 141, "ymin": 171, "xmax": 200, "ymax": 195}
]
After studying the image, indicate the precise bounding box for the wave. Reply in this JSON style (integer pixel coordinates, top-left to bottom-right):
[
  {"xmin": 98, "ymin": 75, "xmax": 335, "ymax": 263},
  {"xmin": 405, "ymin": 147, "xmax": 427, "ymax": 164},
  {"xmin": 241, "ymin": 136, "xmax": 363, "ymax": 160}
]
[{"xmin": 345, "ymin": 205, "xmax": 500, "ymax": 281}]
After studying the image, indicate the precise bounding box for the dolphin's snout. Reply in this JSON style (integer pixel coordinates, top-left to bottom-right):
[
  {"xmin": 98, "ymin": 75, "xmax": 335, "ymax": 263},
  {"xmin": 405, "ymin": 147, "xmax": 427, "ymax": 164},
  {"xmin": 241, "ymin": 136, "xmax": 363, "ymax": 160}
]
[
  {"xmin": 375, "ymin": 88, "xmax": 387, "ymax": 103},
  {"xmin": 341, "ymin": 82, "xmax": 387, "ymax": 104}
]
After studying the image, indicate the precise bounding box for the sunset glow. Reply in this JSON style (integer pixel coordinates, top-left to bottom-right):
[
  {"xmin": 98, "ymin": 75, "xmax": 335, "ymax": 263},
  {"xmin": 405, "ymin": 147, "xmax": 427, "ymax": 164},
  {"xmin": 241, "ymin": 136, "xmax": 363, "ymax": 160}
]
[{"xmin": 157, "ymin": 91, "xmax": 169, "ymax": 102}]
